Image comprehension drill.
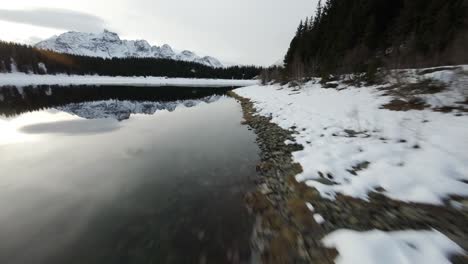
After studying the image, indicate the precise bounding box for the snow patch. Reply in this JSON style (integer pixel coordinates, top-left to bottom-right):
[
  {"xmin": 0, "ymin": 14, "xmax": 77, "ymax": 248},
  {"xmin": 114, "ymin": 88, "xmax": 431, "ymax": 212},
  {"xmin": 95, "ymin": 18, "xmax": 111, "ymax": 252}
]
[
  {"xmin": 313, "ymin": 213, "xmax": 325, "ymax": 224},
  {"xmin": 322, "ymin": 229, "xmax": 464, "ymax": 264},
  {"xmin": 38, "ymin": 62, "xmax": 47, "ymax": 74},
  {"xmin": 10, "ymin": 59, "xmax": 18, "ymax": 73},
  {"xmin": 45, "ymin": 87, "xmax": 52, "ymax": 96}
]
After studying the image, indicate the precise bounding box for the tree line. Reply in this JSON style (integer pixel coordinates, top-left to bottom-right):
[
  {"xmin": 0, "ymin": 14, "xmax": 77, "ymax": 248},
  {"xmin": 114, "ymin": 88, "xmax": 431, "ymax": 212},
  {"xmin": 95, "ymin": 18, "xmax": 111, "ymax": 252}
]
[
  {"xmin": 0, "ymin": 41, "xmax": 261, "ymax": 79},
  {"xmin": 265, "ymin": 0, "xmax": 468, "ymax": 82}
]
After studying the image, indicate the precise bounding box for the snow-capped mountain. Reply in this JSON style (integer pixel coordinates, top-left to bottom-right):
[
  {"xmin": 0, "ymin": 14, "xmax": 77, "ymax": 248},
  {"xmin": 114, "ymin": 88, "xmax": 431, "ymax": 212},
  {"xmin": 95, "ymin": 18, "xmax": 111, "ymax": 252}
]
[
  {"xmin": 35, "ymin": 30, "xmax": 223, "ymax": 68},
  {"xmin": 56, "ymin": 96, "xmax": 222, "ymax": 121}
]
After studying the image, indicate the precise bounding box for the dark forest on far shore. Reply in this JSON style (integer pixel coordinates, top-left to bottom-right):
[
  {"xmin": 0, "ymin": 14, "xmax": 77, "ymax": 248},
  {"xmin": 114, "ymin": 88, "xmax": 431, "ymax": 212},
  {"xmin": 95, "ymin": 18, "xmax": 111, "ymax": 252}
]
[{"xmin": 0, "ymin": 41, "xmax": 261, "ymax": 79}]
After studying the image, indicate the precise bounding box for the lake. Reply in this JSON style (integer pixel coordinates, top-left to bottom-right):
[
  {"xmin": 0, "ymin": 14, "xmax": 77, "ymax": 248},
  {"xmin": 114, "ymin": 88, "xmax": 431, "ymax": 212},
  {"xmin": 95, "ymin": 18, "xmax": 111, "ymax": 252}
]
[{"xmin": 0, "ymin": 85, "xmax": 259, "ymax": 264}]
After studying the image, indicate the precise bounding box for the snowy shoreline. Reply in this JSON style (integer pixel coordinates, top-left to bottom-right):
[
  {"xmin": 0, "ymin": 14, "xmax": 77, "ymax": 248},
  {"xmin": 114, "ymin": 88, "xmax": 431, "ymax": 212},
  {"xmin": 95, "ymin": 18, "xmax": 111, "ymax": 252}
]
[
  {"xmin": 0, "ymin": 73, "xmax": 258, "ymax": 87},
  {"xmin": 236, "ymin": 70, "xmax": 468, "ymax": 205},
  {"xmin": 234, "ymin": 66, "xmax": 467, "ymax": 263}
]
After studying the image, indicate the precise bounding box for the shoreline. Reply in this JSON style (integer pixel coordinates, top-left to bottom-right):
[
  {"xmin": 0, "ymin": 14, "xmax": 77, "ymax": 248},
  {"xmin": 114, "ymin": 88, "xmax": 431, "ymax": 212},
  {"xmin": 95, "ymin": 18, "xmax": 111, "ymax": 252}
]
[
  {"xmin": 230, "ymin": 91, "xmax": 334, "ymax": 263},
  {"xmin": 0, "ymin": 73, "xmax": 258, "ymax": 87},
  {"xmin": 230, "ymin": 90, "xmax": 468, "ymax": 263}
]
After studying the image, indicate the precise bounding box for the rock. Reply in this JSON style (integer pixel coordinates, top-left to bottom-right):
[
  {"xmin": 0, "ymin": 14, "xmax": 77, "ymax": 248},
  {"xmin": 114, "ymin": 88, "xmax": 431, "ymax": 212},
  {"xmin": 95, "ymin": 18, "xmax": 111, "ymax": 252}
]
[
  {"xmin": 313, "ymin": 178, "xmax": 336, "ymax": 186},
  {"xmin": 260, "ymin": 183, "xmax": 274, "ymax": 195},
  {"xmin": 256, "ymin": 161, "xmax": 274, "ymax": 173},
  {"xmin": 349, "ymin": 216, "xmax": 359, "ymax": 225},
  {"xmin": 400, "ymin": 206, "xmax": 422, "ymax": 220},
  {"xmin": 458, "ymin": 199, "xmax": 468, "ymax": 211}
]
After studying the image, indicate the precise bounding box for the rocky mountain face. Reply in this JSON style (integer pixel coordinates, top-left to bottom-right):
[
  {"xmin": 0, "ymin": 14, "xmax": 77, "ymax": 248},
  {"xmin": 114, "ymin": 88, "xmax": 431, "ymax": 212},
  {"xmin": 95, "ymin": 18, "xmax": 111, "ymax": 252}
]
[{"xmin": 35, "ymin": 30, "xmax": 223, "ymax": 68}]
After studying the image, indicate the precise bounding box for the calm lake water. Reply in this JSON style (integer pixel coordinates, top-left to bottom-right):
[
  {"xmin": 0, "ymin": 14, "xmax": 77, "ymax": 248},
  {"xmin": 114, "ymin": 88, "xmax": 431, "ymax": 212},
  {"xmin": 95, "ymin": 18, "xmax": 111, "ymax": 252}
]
[{"xmin": 0, "ymin": 85, "xmax": 259, "ymax": 264}]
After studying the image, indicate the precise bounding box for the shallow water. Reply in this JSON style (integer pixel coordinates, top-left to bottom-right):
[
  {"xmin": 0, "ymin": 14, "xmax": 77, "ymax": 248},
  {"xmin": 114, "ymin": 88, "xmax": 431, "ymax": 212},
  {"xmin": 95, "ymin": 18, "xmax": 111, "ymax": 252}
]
[{"xmin": 0, "ymin": 85, "xmax": 259, "ymax": 264}]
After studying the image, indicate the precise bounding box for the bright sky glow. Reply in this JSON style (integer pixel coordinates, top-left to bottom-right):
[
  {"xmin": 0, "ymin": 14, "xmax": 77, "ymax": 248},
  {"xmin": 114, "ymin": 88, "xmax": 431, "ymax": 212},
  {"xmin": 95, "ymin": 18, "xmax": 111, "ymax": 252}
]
[{"xmin": 0, "ymin": 0, "xmax": 318, "ymax": 65}]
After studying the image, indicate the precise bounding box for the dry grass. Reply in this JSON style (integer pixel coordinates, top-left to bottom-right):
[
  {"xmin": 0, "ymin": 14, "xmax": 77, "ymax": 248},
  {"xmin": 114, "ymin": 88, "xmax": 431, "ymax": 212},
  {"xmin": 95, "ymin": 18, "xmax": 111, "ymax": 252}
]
[
  {"xmin": 380, "ymin": 78, "xmax": 447, "ymax": 111},
  {"xmin": 381, "ymin": 98, "xmax": 428, "ymax": 111},
  {"xmin": 263, "ymin": 227, "xmax": 299, "ymax": 264},
  {"xmin": 417, "ymin": 66, "xmax": 462, "ymax": 75}
]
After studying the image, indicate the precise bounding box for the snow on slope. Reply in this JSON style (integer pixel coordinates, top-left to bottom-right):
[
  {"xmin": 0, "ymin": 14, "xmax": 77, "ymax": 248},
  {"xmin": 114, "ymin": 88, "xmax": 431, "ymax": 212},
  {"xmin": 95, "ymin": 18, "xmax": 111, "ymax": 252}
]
[
  {"xmin": 35, "ymin": 30, "xmax": 223, "ymax": 68},
  {"xmin": 0, "ymin": 72, "xmax": 258, "ymax": 87},
  {"xmin": 235, "ymin": 67, "xmax": 468, "ymax": 205}
]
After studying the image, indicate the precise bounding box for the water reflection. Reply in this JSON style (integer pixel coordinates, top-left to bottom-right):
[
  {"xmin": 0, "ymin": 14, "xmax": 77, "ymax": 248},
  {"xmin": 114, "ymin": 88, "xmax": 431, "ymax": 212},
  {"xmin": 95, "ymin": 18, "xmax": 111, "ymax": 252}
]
[
  {"xmin": 0, "ymin": 85, "xmax": 228, "ymax": 144},
  {"xmin": 0, "ymin": 85, "xmax": 234, "ymax": 118},
  {"xmin": 0, "ymin": 85, "xmax": 258, "ymax": 264},
  {"xmin": 20, "ymin": 119, "xmax": 121, "ymax": 135},
  {"xmin": 0, "ymin": 110, "xmax": 78, "ymax": 146},
  {"xmin": 57, "ymin": 96, "xmax": 222, "ymax": 121}
]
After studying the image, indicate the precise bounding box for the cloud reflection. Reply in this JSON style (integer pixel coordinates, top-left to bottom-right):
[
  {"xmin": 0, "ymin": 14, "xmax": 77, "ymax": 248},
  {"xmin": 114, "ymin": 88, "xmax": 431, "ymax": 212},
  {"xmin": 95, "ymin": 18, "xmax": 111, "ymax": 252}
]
[{"xmin": 20, "ymin": 119, "xmax": 120, "ymax": 135}]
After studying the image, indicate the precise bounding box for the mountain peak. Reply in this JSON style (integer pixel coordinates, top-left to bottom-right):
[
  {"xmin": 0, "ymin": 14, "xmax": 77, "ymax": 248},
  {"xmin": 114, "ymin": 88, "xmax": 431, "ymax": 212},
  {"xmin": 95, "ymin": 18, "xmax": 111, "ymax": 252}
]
[{"xmin": 35, "ymin": 31, "xmax": 223, "ymax": 68}]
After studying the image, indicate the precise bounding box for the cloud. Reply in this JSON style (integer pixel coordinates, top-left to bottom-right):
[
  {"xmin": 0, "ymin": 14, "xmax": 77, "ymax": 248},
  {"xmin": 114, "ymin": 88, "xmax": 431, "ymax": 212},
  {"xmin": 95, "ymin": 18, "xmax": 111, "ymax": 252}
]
[
  {"xmin": 24, "ymin": 36, "xmax": 43, "ymax": 45},
  {"xmin": 0, "ymin": 8, "xmax": 106, "ymax": 32}
]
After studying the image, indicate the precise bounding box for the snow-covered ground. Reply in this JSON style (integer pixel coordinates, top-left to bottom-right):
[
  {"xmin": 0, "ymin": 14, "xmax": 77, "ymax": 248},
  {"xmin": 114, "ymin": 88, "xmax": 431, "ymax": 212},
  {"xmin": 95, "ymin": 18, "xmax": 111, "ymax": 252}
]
[
  {"xmin": 322, "ymin": 229, "xmax": 463, "ymax": 264},
  {"xmin": 235, "ymin": 66, "xmax": 468, "ymax": 262},
  {"xmin": 236, "ymin": 68, "xmax": 468, "ymax": 205},
  {"xmin": 0, "ymin": 73, "xmax": 258, "ymax": 87}
]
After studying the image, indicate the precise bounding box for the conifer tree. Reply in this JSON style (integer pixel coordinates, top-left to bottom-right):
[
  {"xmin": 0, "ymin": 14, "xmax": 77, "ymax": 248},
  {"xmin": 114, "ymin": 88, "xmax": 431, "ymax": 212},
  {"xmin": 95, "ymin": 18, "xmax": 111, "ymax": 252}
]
[
  {"xmin": 309, "ymin": 16, "xmax": 314, "ymax": 31},
  {"xmin": 313, "ymin": 0, "xmax": 323, "ymax": 27},
  {"xmin": 283, "ymin": 0, "xmax": 468, "ymax": 79},
  {"xmin": 304, "ymin": 17, "xmax": 309, "ymax": 32},
  {"xmin": 296, "ymin": 20, "xmax": 304, "ymax": 37}
]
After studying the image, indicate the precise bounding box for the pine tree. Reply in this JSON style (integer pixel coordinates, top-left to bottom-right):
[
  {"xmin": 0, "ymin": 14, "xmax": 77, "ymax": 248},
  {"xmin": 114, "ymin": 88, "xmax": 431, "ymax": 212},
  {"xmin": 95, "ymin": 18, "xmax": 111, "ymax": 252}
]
[
  {"xmin": 296, "ymin": 20, "xmax": 304, "ymax": 37},
  {"xmin": 283, "ymin": 0, "xmax": 468, "ymax": 79},
  {"xmin": 313, "ymin": 0, "xmax": 323, "ymax": 27}
]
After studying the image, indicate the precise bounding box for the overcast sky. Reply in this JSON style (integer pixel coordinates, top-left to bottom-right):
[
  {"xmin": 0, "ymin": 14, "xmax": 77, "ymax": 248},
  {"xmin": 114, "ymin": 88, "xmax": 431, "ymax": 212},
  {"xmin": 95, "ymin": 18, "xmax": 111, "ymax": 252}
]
[{"xmin": 0, "ymin": 0, "xmax": 318, "ymax": 66}]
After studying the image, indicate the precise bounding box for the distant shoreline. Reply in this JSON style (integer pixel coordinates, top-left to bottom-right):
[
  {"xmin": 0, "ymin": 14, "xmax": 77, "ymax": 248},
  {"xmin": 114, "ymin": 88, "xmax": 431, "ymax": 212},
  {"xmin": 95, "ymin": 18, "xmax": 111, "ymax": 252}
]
[{"xmin": 0, "ymin": 72, "xmax": 258, "ymax": 87}]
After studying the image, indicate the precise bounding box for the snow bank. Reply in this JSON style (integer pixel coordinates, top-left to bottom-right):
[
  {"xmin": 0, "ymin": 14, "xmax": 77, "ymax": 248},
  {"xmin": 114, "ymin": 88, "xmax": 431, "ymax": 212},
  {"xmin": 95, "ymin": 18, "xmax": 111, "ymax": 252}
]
[
  {"xmin": 322, "ymin": 229, "xmax": 464, "ymax": 264},
  {"xmin": 0, "ymin": 73, "xmax": 258, "ymax": 87},
  {"xmin": 235, "ymin": 72, "xmax": 468, "ymax": 205}
]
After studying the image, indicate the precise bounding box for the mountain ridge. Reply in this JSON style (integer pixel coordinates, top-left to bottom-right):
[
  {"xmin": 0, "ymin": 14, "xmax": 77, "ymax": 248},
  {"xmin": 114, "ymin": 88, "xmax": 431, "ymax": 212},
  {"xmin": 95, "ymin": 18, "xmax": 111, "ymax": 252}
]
[{"xmin": 35, "ymin": 30, "xmax": 223, "ymax": 68}]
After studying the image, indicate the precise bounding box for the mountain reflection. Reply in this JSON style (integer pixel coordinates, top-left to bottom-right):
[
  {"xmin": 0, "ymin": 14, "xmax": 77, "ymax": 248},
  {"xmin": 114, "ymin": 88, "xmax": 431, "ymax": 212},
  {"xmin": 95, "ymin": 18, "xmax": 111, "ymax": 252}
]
[
  {"xmin": 0, "ymin": 85, "xmax": 234, "ymax": 119},
  {"xmin": 57, "ymin": 97, "xmax": 222, "ymax": 121}
]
